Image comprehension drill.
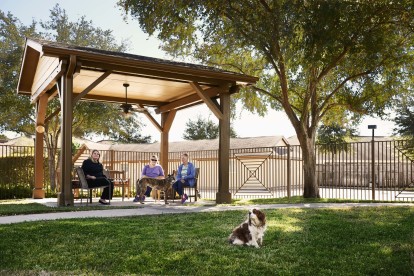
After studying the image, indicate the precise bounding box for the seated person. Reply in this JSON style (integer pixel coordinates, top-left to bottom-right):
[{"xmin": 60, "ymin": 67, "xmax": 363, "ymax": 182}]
[
  {"xmin": 82, "ymin": 149, "xmax": 114, "ymax": 205},
  {"xmin": 172, "ymin": 153, "xmax": 195, "ymax": 204},
  {"xmin": 133, "ymin": 155, "xmax": 165, "ymax": 202}
]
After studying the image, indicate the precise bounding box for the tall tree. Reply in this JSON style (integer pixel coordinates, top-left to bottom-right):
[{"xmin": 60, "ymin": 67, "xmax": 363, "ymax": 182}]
[
  {"xmin": 183, "ymin": 115, "xmax": 237, "ymax": 140},
  {"xmin": 0, "ymin": 11, "xmax": 38, "ymax": 135},
  {"xmin": 118, "ymin": 0, "xmax": 414, "ymax": 197},
  {"xmin": 393, "ymin": 95, "xmax": 414, "ymax": 156},
  {"xmin": 0, "ymin": 5, "xmax": 150, "ymax": 190}
]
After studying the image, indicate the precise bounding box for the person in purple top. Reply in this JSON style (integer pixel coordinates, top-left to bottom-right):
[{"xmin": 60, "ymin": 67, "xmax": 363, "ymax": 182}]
[{"xmin": 133, "ymin": 155, "xmax": 165, "ymax": 202}]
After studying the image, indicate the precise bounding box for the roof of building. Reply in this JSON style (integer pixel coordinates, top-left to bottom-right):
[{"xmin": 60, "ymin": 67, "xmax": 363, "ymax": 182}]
[{"xmin": 109, "ymin": 136, "xmax": 289, "ymax": 152}]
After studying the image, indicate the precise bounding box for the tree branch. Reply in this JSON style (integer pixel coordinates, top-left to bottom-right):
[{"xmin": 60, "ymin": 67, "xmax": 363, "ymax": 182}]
[
  {"xmin": 258, "ymin": 0, "xmax": 272, "ymax": 12},
  {"xmin": 318, "ymin": 69, "xmax": 372, "ymax": 115},
  {"xmin": 317, "ymin": 45, "xmax": 350, "ymax": 81}
]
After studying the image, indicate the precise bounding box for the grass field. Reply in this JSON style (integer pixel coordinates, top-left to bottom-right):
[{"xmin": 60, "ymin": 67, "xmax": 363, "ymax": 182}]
[{"xmin": 0, "ymin": 198, "xmax": 413, "ymax": 275}]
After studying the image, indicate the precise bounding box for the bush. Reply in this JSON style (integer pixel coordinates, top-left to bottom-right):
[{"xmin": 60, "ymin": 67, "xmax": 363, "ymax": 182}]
[{"xmin": 0, "ymin": 156, "xmax": 34, "ymax": 199}]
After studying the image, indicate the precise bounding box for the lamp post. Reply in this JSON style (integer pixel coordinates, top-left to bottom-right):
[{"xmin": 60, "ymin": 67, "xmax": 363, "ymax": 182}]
[{"xmin": 368, "ymin": 125, "xmax": 377, "ymax": 200}]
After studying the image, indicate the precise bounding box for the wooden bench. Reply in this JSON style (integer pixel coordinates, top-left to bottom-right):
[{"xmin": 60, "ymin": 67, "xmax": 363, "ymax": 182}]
[
  {"xmin": 105, "ymin": 169, "xmax": 130, "ymax": 201},
  {"xmin": 75, "ymin": 166, "xmax": 111, "ymax": 205}
]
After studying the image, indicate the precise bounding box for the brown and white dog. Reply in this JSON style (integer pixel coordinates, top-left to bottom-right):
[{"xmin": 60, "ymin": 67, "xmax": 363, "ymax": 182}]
[
  {"xmin": 136, "ymin": 172, "xmax": 176, "ymax": 204},
  {"xmin": 228, "ymin": 208, "xmax": 267, "ymax": 248}
]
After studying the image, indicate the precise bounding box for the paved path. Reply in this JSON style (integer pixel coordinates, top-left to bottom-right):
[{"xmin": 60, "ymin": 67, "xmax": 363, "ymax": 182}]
[{"xmin": 1, "ymin": 198, "xmax": 413, "ymax": 225}]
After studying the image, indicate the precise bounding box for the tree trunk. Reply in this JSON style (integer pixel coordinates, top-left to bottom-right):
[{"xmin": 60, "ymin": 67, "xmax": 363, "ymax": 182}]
[
  {"xmin": 45, "ymin": 128, "xmax": 59, "ymax": 192},
  {"xmin": 298, "ymin": 134, "xmax": 320, "ymax": 198}
]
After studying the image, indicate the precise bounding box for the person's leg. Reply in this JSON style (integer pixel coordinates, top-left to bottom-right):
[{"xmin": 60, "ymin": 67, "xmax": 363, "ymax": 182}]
[
  {"xmin": 109, "ymin": 181, "xmax": 114, "ymax": 199},
  {"xmin": 181, "ymin": 180, "xmax": 192, "ymax": 203},
  {"xmin": 100, "ymin": 179, "xmax": 113, "ymax": 200},
  {"xmin": 172, "ymin": 181, "xmax": 183, "ymax": 197},
  {"xmin": 87, "ymin": 178, "xmax": 111, "ymax": 204}
]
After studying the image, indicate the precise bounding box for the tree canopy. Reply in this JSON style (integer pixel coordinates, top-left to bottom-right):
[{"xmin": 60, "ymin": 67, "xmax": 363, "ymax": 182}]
[{"xmin": 118, "ymin": 0, "xmax": 414, "ymax": 197}]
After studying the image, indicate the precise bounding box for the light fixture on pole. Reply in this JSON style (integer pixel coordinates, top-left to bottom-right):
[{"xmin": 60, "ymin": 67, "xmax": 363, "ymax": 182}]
[
  {"xmin": 367, "ymin": 125, "xmax": 377, "ymax": 141},
  {"xmin": 35, "ymin": 124, "xmax": 45, "ymax": 133}
]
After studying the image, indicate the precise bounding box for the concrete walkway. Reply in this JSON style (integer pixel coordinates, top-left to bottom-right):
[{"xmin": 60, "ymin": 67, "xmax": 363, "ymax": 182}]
[{"xmin": 1, "ymin": 198, "xmax": 414, "ymax": 225}]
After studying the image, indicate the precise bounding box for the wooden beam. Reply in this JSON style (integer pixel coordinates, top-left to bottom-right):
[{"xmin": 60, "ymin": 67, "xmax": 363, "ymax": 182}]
[
  {"xmin": 73, "ymin": 93, "xmax": 165, "ymax": 106},
  {"xmin": 73, "ymin": 70, "xmax": 112, "ymax": 105},
  {"xmin": 141, "ymin": 107, "xmax": 162, "ymax": 132},
  {"xmin": 155, "ymin": 87, "xmax": 220, "ymax": 114},
  {"xmin": 162, "ymin": 109, "xmax": 176, "ymax": 132},
  {"xmin": 190, "ymin": 82, "xmax": 223, "ymax": 120}
]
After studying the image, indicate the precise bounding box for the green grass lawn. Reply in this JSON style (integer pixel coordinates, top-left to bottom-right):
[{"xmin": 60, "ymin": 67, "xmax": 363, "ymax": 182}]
[{"xmin": 0, "ymin": 205, "xmax": 413, "ymax": 275}]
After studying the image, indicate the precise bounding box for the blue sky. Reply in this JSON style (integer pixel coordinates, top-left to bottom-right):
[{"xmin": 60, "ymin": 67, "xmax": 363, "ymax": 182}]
[{"xmin": 1, "ymin": 0, "xmax": 395, "ymax": 141}]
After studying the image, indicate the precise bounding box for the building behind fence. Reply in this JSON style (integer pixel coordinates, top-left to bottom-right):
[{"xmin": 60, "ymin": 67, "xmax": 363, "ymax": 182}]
[{"xmin": 1, "ymin": 136, "xmax": 413, "ymax": 201}]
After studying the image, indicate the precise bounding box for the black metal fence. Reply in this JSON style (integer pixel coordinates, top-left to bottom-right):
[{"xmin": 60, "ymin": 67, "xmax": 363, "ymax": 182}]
[{"xmin": 1, "ymin": 139, "xmax": 413, "ymax": 201}]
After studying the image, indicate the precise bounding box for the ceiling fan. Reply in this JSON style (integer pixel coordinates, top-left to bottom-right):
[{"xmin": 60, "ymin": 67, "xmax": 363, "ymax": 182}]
[{"xmin": 120, "ymin": 83, "xmax": 145, "ymax": 117}]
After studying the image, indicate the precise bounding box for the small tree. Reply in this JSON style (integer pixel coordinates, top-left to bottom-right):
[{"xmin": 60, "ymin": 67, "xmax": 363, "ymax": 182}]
[
  {"xmin": 183, "ymin": 116, "xmax": 237, "ymax": 140},
  {"xmin": 317, "ymin": 123, "xmax": 356, "ymax": 154},
  {"xmin": 393, "ymin": 96, "xmax": 414, "ymax": 156}
]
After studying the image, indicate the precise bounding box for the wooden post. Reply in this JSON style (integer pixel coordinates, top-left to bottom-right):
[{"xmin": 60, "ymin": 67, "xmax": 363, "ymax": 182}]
[
  {"xmin": 216, "ymin": 88, "xmax": 233, "ymax": 204},
  {"xmin": 160, "ymin": 110, "xmax": 176, "ymax": 174},
  {"xmin": 33, "ymin": 94, "xmax": 48, "ymax": 198},
  {"xmin": 57, "ymin": 55, "xmax": 76, "ymax": 207}
]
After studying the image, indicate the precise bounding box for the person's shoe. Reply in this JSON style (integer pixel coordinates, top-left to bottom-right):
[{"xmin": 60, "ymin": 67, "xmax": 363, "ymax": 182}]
[
  {"xmin": 133, "ymin": 195, "xmax": 140, "ymax": 202},
  {"xmin": 181, "ymin": 194, "xmax": 188, "ymax": 204},
  {"xmin": 99, "ymin": 199, "xmax": 109, "ymax": 205}
]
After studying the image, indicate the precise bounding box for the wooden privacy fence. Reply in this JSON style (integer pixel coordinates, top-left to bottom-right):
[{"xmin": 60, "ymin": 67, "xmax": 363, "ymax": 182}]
[{"xmin": 1, "ymin": 139, "xmax": 414, "ymax": 201}]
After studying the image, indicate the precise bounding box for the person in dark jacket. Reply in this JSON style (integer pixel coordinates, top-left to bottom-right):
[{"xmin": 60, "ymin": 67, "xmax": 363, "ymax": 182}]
[{"xmin": 81, "ymin": 149, "xmax": 114, "ymax": 205}]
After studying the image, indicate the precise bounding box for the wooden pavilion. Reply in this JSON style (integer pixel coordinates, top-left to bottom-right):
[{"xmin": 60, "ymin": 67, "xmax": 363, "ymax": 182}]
[{"xmin": 17, "ymin": 38, "xmax": 258, "ymax": 206}]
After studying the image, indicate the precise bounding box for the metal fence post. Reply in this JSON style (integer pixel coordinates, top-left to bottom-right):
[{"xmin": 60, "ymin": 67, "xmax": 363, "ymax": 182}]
[
  {"xmin": 368, "ymin": 125, "xmax": 377, "ymax": 200},
  {"xmin": 287, "ymin": 144, "xmax": 291, "ymax": 198}
]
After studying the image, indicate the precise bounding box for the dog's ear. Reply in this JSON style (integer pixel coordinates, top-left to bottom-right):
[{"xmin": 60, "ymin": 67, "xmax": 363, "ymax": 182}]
[
  {"xmin": 256, "ymin": 210, "xmax": 266, "ymax": 224},
  {"xmin": 172, "ymin": 170, "xmax": 176, "ymax": 176}
]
